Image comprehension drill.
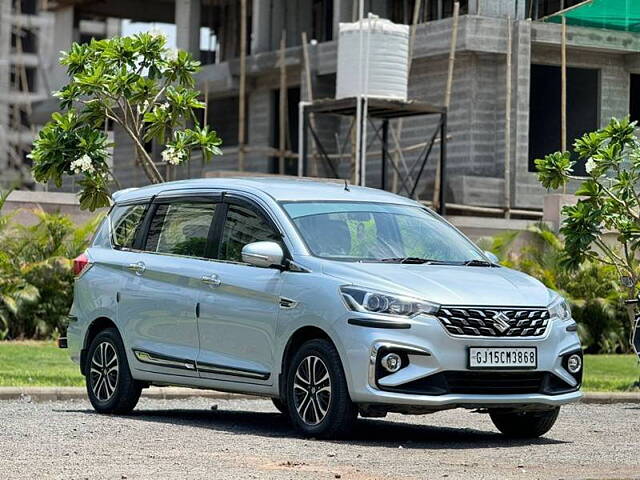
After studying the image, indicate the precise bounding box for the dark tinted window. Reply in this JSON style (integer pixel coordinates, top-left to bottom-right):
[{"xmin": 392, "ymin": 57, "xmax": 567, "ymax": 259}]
[
  {"xmin": 111, "ymin": 204, "xmax": 146, "ymax": 249},
  {"xmin": 145, "ymin": 203, "xmax": 217, "ymax": 258},
  {"xmin": 219, "ymin": 204, "xmax": 280, "ymax": 262}
]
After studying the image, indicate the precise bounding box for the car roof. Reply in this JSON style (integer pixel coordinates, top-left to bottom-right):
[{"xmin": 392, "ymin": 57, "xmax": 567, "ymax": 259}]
[{"xmin": 111, "ymin": 177, "xmax": 420, "ymax": 206}]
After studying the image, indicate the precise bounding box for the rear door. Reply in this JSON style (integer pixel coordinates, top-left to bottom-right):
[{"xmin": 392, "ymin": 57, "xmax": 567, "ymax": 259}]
[
  {"xmin": 120, "ymin": 193, "xmax": 220, "ymax": 378},
  {"xmin": 196, "ymin": 196, "xmax": 284, "ymax": 384}
]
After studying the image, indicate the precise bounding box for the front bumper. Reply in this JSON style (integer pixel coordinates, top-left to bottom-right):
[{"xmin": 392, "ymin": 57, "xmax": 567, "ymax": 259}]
[{"xmin": 338, "ymin": 312, "xmax": 583, "ymax": 410}]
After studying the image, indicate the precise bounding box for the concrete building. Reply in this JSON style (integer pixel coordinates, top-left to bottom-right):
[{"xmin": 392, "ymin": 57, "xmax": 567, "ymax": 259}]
[
  {"xmin": 0, "ymin": 0, "xmax": 119, "ymax": 189},
  {"xmin": 18, "ymin": 0, "xmax": 640, "ymax": 212}
]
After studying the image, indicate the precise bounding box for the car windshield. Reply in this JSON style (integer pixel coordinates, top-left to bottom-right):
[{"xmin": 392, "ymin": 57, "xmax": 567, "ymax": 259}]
[{"xmin": 281, "ymin": 201, "xmax": 487, "ymax": 263}]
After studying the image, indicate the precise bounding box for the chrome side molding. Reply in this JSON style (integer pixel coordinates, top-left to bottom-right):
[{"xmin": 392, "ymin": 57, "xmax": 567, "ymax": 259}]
[{"xmin": 133, "ymin": 349, "xmax": 196, "ymax": 371}]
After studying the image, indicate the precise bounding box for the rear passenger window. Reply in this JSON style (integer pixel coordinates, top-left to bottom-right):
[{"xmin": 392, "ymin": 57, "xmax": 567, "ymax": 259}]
[
  {"xmin": 111, "ymin": 204, "xmax": 146, "ymax": 249},
  {"xmin": 219, "ymin": 204, "xmax": 280, "ymax": 262},
  {"xmin": 145, "ymin": 202, "xmax": 217, "ymax": 258}
]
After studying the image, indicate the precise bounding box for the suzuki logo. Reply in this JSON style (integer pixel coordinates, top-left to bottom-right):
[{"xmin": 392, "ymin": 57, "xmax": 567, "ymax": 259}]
[{"xmin": 492, "ymin": 312, "xmax": 511, "ymax": 333}]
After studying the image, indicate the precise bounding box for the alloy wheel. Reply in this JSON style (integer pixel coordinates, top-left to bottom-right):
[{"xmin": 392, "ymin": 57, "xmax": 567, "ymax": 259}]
[
  {"xmin": 293, "ymin": 355, "xmax": 332, "ymax": 425},
  {"xmin": 90, "ymin": 341, "xmax": 119, "ymax": 402}
]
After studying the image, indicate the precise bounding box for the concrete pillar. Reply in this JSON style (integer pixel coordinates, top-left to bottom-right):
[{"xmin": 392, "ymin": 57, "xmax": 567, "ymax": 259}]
[
  {"xmin": 477, "ymin": 0, "xmax": 525, "ymax": 19},
  {"xmin": 270, "ymin": 0, "xmax": 284, "ymax": 50},
  {"xmin": 333, "ymin": 0, "xmax": 352, "ymax": 37},
  {"xmin": 50, "ymin": 7, "xmax": 75, "ymax": 91},
  {"xmin": 251, "ymin": 0, "xmax": 270, "ymax": 54},
  {"xmin": 511, "ymin": 20, "xmax": 532, "ymax": 209},
  {"xmin": 175, "ymin": 0, "xmax": 201, "ymax": 58},
  {"xmin": 106, "ymin": 17, "xmax": 121, "ymax": 38}
]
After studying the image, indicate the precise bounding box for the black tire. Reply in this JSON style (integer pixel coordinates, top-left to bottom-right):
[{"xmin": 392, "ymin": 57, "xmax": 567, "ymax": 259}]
[
  {"xmin": 285, "ymin": 339, "xmax": 357, "ymax": 439},
  {"xmin": 489, "ymin": 407, "xmax": 560, "ymax": 438},
  {"xmin": 85, "ymin": 327, "xmax": 142, "ymax": 414},
  {"xmin": 271, "ymin": 397, "xmax": 288, "ymax": 415}
]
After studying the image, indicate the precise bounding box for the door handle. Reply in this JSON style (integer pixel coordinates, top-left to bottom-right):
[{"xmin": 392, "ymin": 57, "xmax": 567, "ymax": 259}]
[
  {"xmin": 127, "ymin": 261, "xmax": 146, "ymax": 275},
  {"xmin": 201, "ymin": 274, "xmax": 221, "ymax": 287}
]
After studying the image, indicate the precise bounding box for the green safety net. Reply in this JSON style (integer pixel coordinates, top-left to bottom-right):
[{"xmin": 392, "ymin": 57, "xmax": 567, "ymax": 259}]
[{"xmin": 545, "ymin": 0, "xmax": 640, "ymax": 33}]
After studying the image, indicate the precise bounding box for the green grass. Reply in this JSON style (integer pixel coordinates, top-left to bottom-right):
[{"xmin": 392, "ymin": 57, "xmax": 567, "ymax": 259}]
[
  {"xmin": 0, "ymin": 342, "xmax": 638, "ymax": 391},
  {"xmin": 583, "ymin": 354, "xmax": 639, "ymax": 392},
  {"xmin": 0, "ymin": 341, "xmax": 83, "ymax": 387}
]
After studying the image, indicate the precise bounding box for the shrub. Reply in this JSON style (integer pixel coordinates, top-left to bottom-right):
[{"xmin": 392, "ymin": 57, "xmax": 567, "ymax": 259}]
[
  {"xmin": 0, "ymin": 191, "xmax": 101, "ymax": 339},
  {"xmin": 479, "ymin": 223, "xmax": 629, "ymax": 353}
]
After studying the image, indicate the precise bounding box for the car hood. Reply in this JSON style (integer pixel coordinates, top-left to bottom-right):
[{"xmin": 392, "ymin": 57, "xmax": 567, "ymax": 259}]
[{"xmin": 322, "ymin": 262, "xmax": 553, "ymax": 307}]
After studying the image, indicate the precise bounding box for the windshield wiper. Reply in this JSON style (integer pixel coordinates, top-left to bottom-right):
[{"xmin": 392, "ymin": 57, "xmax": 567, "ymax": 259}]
[
  {"xmin": 379, "ymin": 257, "xmax": 453, "ymax": 265},
  {"xmin": 463, "ymin": 259, "xmax": 494, "ymax": 267}
]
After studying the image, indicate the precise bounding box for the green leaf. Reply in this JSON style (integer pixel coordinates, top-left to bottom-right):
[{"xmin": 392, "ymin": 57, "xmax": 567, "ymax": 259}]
[{"xmin": 535, "ymin": 151, "xmax": 573, "ymax": 190}]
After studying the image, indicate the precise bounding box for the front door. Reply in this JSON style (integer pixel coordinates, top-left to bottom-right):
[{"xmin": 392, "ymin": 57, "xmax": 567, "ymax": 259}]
[
  {"xmin": 196, "ymin": 198, "xmax": 284, "ymax": 384},
  {"xmin": 122, "ymin": 197, "xmax": 219, "ymax": 378}
]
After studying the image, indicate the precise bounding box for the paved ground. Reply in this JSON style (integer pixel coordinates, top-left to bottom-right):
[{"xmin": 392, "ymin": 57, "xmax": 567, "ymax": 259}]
[{"xmin": 1, "ymin": 397, "xmax": 638, "ymax": 480}]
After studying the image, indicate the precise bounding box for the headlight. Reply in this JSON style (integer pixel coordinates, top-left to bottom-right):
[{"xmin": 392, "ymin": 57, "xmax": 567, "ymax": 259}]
[
  {"xmin": 548, "ymin": 295, "xmax": 572, "ymax": 321},
  {"xmin": 340, "ymin": 286, "xmax": 439, "ymax": 317}
]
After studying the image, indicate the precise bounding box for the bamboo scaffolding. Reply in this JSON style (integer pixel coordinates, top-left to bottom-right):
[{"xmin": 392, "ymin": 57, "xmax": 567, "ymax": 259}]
[
  {"xmin": 561, "ymin": 15, "xmax": 567, "ymax": 152},
  {"xmin": 432, "ymin": 1, "xmax": 459, "ymax": 209},
  {"xmin": 278, "ymin": 30, "xmax": 287, "ymax": 174},
  {"xmin": 301, "ymin": 31, "xmax": 320, "ymax": 177},
  {"xmin": 390, "ymin": 0, "xmax": 423, "ymax": 193},
  {"xmin": 504, "ymin": 17, "xmax": 512, "ymax": 219},
  {"xmin": 237, "ymin": 0, "xmax": 247, "ymax": 171}
]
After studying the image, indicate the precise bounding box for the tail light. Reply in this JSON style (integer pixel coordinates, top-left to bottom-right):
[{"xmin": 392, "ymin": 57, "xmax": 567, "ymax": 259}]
[{"xmin": 73, "ymin": 253, "xmax": 92, "ymax": 277}]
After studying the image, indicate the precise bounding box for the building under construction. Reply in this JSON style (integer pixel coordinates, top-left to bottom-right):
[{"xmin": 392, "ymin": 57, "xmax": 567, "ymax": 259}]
[{"xmin": 8, "ymin": 0, "xmax": 640, "ymax": 216}]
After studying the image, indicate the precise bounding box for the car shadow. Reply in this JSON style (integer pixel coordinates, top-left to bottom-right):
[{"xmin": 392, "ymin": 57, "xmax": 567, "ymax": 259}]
[{"xmin": 57, "ymin": 406, "xmax": 566, "ymax": 449}]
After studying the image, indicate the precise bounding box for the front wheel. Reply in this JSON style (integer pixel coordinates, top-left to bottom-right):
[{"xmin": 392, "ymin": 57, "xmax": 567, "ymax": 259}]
[
  {"xmin": 285, "ymin": 339, "xmax": 357, "ymax": 439},
  {"xmin": 85, "ymin": 327, "xmax": 142, "ymax": 414},
  {"xmin": 489, "ymin": 407, "xmax": 560, "ymax": 438}
]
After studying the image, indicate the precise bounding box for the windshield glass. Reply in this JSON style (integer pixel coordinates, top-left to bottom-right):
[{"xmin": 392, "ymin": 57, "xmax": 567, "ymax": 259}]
[{"xmin": 282, "ymin": 201, "xmax": 486, "ymax": 263}]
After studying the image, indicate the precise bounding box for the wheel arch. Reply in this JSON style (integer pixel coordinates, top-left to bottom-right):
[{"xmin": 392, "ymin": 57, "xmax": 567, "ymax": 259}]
[
  {"xmin": 80, "ymin": 316, "xmax": 120, "ymax": 375},
  {"xmin": 278, "ymin": 325, "xmax": 346, "ymax": 399}
]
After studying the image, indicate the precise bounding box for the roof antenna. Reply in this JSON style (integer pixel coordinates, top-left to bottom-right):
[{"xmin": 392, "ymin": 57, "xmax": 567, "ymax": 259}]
[{"xmin": 344, "ymin": 179, "xmax": 350, "ymax": 192}]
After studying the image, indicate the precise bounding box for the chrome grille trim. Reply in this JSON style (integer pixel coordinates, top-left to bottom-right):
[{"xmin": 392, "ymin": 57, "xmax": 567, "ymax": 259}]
[{"xmin": 436, "ymin": 306, "xmax": 550, "ymax": 337}]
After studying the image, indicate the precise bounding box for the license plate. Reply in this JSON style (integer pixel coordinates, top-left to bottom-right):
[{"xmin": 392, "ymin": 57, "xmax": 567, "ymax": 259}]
[{"xmin": 468, "ymin": 347, "xmax": 537, "ymax": 369}]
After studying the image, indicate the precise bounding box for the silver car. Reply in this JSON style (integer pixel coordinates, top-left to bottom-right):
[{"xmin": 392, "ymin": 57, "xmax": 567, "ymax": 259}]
[{"xmin": 65, "ymin": 178, "xmax": 582, "ymax": 439}]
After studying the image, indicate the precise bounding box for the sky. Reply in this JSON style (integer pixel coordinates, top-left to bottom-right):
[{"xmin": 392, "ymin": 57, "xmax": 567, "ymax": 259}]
[{"xmin": 121, "ymin": 20, "xmax": 216, "ymax": 52}]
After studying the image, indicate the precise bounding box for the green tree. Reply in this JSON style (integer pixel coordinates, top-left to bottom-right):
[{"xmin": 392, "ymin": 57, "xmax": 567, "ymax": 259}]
[
  {"xmin": 29, "ymin": 33, "xmax": 222, "ymax": 211},
  {"xmin": 535, "ymin": 116, "xmax": 640, "ymax": 329}
]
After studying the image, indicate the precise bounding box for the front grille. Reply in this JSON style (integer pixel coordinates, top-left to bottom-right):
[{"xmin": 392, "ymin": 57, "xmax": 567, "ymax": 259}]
[
  {"xmin": 437, "ymin": 306, "xmax": 549, "ymax": 337},
  {"xmin": 444, "ymin": 371, "xmax": 544, "ymax": 394}
]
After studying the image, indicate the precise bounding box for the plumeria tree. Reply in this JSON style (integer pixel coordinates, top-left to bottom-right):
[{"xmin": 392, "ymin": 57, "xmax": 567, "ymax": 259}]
[
  {"xmin": 29, "ymin": 33, "xmax": 222, "ymax": 210},
  {"xmin": 535, "ymin": 117, "xmax": 640, "ymax": 325}
]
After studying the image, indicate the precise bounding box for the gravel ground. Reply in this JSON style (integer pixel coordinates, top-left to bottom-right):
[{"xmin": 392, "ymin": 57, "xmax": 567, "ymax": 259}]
[{"xmin": 0, "ymin": 397, "xmax": 638, "ymax": 480}]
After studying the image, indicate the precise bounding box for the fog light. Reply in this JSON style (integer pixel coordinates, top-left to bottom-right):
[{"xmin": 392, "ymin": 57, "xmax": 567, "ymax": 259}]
[
  {"xmin": 567, "ymin": 354, "xmax": 582, "ymax": 374},
  {"xmin": 381, "ymin": 353, "xmax": 402, "ymax": 373}
]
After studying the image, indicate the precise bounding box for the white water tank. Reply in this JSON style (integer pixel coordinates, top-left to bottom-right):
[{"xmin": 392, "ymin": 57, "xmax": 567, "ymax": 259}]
[{"xmin": 336, "ymin": 16, "xmax": 410, "ymax": 101}]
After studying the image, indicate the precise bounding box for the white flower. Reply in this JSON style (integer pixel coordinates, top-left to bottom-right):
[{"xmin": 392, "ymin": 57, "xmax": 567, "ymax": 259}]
[
  {"xmin": 159, "ymin": 102, "xmax": 169, "ymax": 111},
  {"xmin": 585, "ymin": 158, "xmax": 597, "ymax": 175},
  {"xmin": 137, "ymin": 99, "xmax": 151, "ymax": 115},
  {"xmin": 161, "ymin": 146, "xmax": 185, "ymax": 166},
  {"xmin": 148, "ymin": 29, "xmax": 166, "ymax": 41},
  {"xmin": 166, "ymin": 47, "xmax": 179, "ymax": 62},
  {"xmin": 70, "ymin": 154, "xmax": 95, "ymax": 175}
]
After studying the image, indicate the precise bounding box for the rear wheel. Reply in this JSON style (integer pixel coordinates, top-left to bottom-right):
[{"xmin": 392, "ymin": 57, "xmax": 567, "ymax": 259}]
[
  {"xmin": 285, "ymin": 339, "xmax": 357, "ymax": 439},
  {"xmin": 85, "ymin": 328, "xmax": 142, "ymax": 414},
  {"xmin": 489, "ymin": 407, "xmax": 560, "ymax": 438}
]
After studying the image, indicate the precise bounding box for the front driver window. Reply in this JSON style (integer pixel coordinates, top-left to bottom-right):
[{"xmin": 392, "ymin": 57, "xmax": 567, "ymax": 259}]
[
  {"xmin": 219, "ymin": 204, "xmax": 280, "ymax": 262},
  {"xmin": 145, "ymin": 202, "xmax": 217, "ymax": 258}
]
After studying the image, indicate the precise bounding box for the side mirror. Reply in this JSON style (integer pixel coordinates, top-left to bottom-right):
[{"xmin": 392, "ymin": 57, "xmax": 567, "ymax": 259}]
[
  {"xmin": 484, "ymin": 251, "xmax": 499, "ymax": 264},
  {"xmin": 242, "ymin": 241, "xmax": 285, "ymax": 268}
]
